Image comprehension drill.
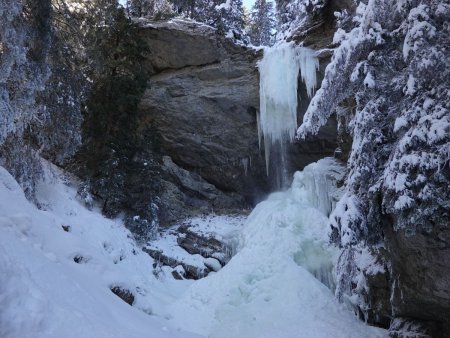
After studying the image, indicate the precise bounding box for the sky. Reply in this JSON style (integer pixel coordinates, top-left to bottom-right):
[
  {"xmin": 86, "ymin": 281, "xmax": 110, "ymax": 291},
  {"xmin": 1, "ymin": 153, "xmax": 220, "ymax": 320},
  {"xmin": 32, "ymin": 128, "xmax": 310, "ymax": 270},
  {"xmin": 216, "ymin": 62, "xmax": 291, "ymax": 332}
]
[{"xmin": 243, "ymin": 0, "xmax": 256, "ymax": 10}]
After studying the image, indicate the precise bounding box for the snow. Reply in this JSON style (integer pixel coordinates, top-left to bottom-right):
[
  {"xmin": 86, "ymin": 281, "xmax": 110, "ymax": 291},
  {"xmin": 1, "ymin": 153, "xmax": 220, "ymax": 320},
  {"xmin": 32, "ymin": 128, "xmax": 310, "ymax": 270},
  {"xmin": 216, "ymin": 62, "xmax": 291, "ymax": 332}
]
[
  {"xmin": 394, "ymin": 116, "xmax": 408, "ymax": 132},
  {"xmin": 0, "ymin": 159, "xmax": 386, "ymax": 337},
  {"xmin": 354, "ymin": 248, "xmax": 385, "ymax": 275},
  {"xmin": 402, "ymin": 5, "xmax": 436, "ymax": 60},
  {"xmin": 329, "ymin": 192, "xmax": 364, "ymax": 247},
  {"xmin": 258, "ymin": 42, "xmax": 319, "ymax": 175},
  {"xmin": 184, "ymin": 214, "xmax": 246, "ymax": 241},
  {"xmin": 166, "ymin": 159, "xmax": 385, "ymax": 338},
  {"xmin": 0, "ymin": 163, "xmax": 200, "ymax": 338},
  {"xmin": 147, "ymin": 230, "xmax": 208, "ymax": 272},
  {"xmin": 394, "ymin": 195, "xmax": 414, "ymax": 210},
  {"xmin": 364, "ymin": 72, "xmax": 375, "ymax": 88},
  {"xmin": 404, "ymin": 74, "xmax": 416, "ymax": 95},
  {"xmin": 216, "ymin": 0, "xmax": 232, "ymax": 11},
  {"xmin": 203, "ymin": 257, "xmax": 222, "ymax": 272}
]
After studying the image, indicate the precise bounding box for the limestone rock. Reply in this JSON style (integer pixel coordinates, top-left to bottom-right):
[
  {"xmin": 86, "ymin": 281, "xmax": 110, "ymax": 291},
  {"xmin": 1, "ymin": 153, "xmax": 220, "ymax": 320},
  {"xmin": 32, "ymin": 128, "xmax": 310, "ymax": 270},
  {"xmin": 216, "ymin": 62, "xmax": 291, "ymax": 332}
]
[
  {"xmin": 110, "ymin": 286, "xmax": 135, "ymax": 306},
  {"xmin": 138, "ymin": 18, "xmax": 269, "ymax": 207},
  {"xmin": 143, "ymin": 246, "xmax": 208, "ymax": 279},
  {"xmin": 159, "ymin": 156, "xmax": 245, "ymax": 225},
  {"xmin": 385, "ymin": 224, "xmax": 450, "ymax": 336},
  {"xmin": 137, "ymin": 17, "xmax": 339, "ymax": 212}
]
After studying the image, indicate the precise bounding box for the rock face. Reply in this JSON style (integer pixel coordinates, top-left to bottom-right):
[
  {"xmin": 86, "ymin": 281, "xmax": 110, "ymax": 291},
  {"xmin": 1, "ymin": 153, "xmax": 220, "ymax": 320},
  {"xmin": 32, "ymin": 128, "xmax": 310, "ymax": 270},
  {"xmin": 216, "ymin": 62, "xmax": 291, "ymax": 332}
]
[
  {"xmin": 137, "ymin": 18, "xmax": 339, "ymax": 224},
  {"xmin": 138, "ymin": 19, "xmax": 268, "ymax": 213},
  {"xmin": 158, "ymin": 155, "xmax": 245, "ymax": 225},
  {"xmin": 384, "ymin": 223, "xmax": 450, "ymax": 336}
]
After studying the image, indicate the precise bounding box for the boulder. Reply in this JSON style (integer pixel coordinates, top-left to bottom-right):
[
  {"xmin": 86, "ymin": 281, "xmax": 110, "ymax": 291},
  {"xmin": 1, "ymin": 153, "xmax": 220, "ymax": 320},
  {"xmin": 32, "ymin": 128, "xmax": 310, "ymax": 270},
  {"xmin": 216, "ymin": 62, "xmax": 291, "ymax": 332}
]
[
  {"xmin": 143, "ymin": 246, "xmax": 209, "ymax": 279},
  {"xmin": 203, "ymin": 257, "xmax": 222, "ymax": 272},
  {"xmin": 176, "ymin": 224, "xmax": 229, "ymax": 264},
  {"xmin": 110, "ymin": 286, "xmax": 135, "ymax": 306}
]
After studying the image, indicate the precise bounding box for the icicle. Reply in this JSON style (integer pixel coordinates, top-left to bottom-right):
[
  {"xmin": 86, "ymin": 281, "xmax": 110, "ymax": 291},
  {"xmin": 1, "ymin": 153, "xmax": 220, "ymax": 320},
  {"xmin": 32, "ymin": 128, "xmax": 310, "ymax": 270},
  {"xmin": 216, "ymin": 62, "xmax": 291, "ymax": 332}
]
[
  {"xmin": 256, "ymin": 110, "xmax": 262, "ymax": 150},
  {"xmin": 257, "ymin": 43, "xmax": 319, "ymax": 176},
  {"xmin": 241, "ymin": 158, "xmax": 249, "ymax": 176},
  {"xmin": 299, "ymin": 48, "xmax": 320, "ymax": 98}
]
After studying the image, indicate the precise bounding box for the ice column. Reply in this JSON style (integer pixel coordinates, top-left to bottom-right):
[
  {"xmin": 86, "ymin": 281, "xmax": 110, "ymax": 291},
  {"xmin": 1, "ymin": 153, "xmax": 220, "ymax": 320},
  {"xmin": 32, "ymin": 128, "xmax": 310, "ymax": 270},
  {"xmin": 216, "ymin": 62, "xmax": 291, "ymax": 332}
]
[{"xmin": 258, "ymin": 43, "xmax": 319, "ymax": 177}]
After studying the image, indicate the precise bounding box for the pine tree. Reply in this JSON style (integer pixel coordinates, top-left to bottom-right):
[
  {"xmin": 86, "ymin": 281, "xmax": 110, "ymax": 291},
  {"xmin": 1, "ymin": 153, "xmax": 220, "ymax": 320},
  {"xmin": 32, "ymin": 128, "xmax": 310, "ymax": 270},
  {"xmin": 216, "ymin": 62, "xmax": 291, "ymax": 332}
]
[
  {"xmin": 0, "ymin": 0, "xmax": 53, "ymax": 197},
  {"xmin": 249, "ymin": 0, "xmax": 276, "ymax": 46},
  {"xmin": 127, "ymin": 0, "xmax": 173, "ymax": 19},
  {"xmin": 167, "ymin": 0, "xmax": 247, "ymax": 42},
  {"xmin": 219, "ymin": 0, "xmax": 247, "ymax": 40},
  {"xmin": 296, "ymin": 0, "xmax": 450, "ymax": 325}
]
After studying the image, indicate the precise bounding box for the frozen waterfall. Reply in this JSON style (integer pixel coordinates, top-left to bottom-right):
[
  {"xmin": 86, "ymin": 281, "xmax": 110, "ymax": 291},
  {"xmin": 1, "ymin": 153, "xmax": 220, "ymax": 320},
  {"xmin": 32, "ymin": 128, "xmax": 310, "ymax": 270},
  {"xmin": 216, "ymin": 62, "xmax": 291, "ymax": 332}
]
[
  {"xmin": 258, "ymin": 43, "xmax": 319, "ymax": 185},
  {"xmin": 168, "ymin": 158, "xmax": 385, "ymax": 338}
]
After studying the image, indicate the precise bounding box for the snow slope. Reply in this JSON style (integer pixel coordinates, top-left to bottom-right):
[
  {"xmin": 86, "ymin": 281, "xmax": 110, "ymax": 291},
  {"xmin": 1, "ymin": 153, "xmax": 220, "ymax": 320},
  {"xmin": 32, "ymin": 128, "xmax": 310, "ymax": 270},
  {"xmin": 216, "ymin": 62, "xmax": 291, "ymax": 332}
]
[
  {"xmin": 0, "ymin": 159, "xmax": 386, "ymax": 338},
  {"xmin": 0, "ymin": 163, "xmax": 199, "ymax": 338},
  {"xmin": 167, "ymin": 158, "xmax": 386, "ymax": 338}
]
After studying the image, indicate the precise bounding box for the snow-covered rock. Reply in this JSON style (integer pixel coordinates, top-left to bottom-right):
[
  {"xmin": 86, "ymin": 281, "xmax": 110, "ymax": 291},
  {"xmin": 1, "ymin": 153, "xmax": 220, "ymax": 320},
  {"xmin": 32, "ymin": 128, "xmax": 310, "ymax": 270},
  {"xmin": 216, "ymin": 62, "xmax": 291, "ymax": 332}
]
[
  {"xmin": 203, "ymin": 257, "xmax": 222, "ymax": 272},
  {"xmin": 144, "ymin": 215, "xmax": 245, "ymax": 279}
]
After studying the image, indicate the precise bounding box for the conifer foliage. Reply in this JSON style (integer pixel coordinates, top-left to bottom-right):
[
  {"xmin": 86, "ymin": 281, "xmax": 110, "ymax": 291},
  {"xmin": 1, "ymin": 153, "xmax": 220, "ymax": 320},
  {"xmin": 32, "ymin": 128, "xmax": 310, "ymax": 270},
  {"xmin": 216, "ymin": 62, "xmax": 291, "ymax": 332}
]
[
  {"xmin": 248, "ymin": 0, "xmax": 276, "ymax": 46},
  {"xmin": 0, "ymin": 0, "xmax": 74, "ymax": 198},
  {"xmin": 129, "ymin": 0, "xmax": 248, "ymax": 42},
  {"xmin": 293, "ymin": 0, "xmax": 450, "ymax": 324}
]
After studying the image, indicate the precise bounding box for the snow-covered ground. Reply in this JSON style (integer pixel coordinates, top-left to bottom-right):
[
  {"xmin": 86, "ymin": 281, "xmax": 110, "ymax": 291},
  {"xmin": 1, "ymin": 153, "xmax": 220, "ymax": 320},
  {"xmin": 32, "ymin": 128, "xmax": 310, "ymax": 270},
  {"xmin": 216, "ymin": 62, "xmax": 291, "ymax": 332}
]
[
  {"xmin": 0, "ymin": 162, "xmax": 199, "ymax": 338},
  {"xmin": 0, "ymin": 159, "xmax": 386, "ymax": 337}
]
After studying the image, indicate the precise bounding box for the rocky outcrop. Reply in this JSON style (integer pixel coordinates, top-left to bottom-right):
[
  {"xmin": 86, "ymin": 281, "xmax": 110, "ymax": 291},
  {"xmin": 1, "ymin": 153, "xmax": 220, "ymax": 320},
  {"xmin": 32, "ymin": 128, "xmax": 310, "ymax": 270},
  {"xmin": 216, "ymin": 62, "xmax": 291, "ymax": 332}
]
[
  {"xmin": 143, "ymin": 219, "xmax": 237, "ymax": 279},
  {"xmin": 159, "ymin": 155, "xmax": 245, "ymax": 225},
  {"xmin": 138, "ymin": 18, "xmax": 268, "ymax": 213},
  {"xmin": 143, "ymin": 246, "xmax": 210, "ymax": 279},
  {"xmin": 110, "ymin": 286, "xmax": 135, "ymax": 306},
  {"xmin": 384, "ymin": 223, "xmax": 450, "ymax": 336},
  {"xmin": 136, "ymin": 18, "xmax": 340, "ymax": 224}
]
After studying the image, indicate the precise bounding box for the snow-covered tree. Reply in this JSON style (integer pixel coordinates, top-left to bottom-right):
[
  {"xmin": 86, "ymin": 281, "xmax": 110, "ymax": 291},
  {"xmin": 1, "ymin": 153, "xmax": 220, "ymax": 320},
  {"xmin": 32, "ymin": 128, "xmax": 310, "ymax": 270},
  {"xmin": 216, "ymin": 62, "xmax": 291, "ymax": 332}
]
[
  {"xmin": 127, "ymin": 0, "xmax": 174, "ymax": 19},
  {"xmin": 275, "ymin": 0, "xmax": 325, "ymax": 38},
  {"xmin": 168, "ymin": 0, "xmax": 247, "ymax": 42},
  {"xmin": 296, "ymin": 0, "xmax": 450, "ymax": 325},
  {"xmin": 0, "ymin": 0, "xmax": 51, "ymax": 197},
  {"xmin": 249, "ymin": 0, "xmax": 276, "ymax": 46},
  {"xmin": 196, "ymin": 0, "xmax": 246, "ymax": 40}
]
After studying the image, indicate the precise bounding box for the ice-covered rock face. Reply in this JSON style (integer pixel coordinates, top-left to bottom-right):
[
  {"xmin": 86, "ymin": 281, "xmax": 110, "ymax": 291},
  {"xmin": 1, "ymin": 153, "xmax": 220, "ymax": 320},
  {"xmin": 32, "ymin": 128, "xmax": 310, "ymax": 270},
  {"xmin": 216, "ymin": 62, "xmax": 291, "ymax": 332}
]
[{"xmin": 257, "ymin": 43, "xmax": 319, "ymax": 180}]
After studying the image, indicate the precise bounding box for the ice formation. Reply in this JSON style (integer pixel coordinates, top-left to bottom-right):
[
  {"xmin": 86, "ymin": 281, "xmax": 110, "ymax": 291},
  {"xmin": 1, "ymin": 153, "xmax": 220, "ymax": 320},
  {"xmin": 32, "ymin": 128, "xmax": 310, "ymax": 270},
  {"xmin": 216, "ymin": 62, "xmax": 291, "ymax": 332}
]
[
  {"xmin": 258, "ymin": 43, "xmax": 319, "ymax": 177},
  {"xmin": 241, "ymin": 157, "xmax": 249, "ymax": 176},
  {"xmin": 168, "ymin": 158, "xmax": 385, "ymax": 337}
]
